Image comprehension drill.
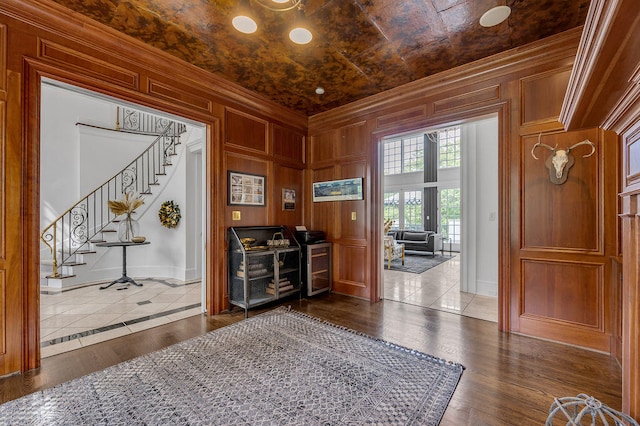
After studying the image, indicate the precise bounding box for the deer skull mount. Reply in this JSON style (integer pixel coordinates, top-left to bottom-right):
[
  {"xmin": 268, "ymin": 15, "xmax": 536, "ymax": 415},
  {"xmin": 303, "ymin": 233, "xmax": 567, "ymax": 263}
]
[{"xmin": 530, "ymin": 134, "xmax": 596, "ymax": 184}]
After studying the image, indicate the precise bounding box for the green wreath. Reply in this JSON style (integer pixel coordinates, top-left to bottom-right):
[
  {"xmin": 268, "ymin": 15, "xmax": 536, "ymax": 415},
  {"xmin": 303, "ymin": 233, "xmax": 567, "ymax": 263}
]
[{"xmin": 158, "ymin": 200, "xmax": 181, "ymax": 228}]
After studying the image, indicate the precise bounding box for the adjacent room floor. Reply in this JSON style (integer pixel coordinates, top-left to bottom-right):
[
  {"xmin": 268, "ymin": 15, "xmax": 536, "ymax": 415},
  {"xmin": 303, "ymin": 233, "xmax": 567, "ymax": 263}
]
[
  {"xmin": 40, "ymin": 278, "xmax": 202, "ymax": 358},
  {"xmin": 41, "ymin": 253, "xmax": 496, "ymax": 357},
  {"xmin": 383, "ymin": 253, "xmax": 498, "ymax": 322}
]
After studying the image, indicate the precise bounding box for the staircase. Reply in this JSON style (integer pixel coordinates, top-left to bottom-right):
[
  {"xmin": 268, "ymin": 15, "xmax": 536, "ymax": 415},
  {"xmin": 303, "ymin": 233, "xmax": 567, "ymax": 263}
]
[{"xmin": 40, "ymin": 107, "xmax": 187, "ymax": 288}]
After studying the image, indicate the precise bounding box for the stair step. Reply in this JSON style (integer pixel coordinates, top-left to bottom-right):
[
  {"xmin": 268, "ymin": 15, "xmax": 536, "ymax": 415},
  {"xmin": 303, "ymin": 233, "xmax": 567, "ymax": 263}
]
[
  {"xmin": 61, "ymin": 261, "xmax": 86, "ymax": 267},
  {"xmin": 102, "ymin": 229, "xmax": 117, "ymax": 233},
  {"xmin": 75, "ymin": 250, "xmax": 96, "ymax": 254},
  {"xmin": 45, "ymin": 274, "xmax": 75, "ymax": 279},
  {"xmin": 156, "ymin": 173, "xmax": 167, "ymax": 176},
  {"xmin": 148, "ymin": 183, "xmax": 160, "ymax": 186},
  {"xmin": 90, "ymin": 239, "xmax": 106, "ymax": 243},
  {"xmin": 140, "ymin": 190, "xmax": 153, "ymax": 195}
]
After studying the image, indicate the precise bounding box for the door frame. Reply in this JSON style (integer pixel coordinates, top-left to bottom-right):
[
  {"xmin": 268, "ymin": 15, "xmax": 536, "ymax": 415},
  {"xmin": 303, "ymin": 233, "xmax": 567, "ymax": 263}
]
[
  {"xmin": 372, "ymin": 103, "xmax": 511, "ymax": 331},
  {"xmin": 22, "ymin": 59, "xmax": 220, "ymax": 370}
]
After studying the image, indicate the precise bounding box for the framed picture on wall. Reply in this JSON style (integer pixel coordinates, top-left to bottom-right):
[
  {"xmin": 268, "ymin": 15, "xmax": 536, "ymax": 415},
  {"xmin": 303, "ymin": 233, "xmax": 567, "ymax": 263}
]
[
  {"xmin": 312, "ymin": 177, "xmax": 364, "ymax": 202},
  {"xmin": 282, "ymin": 188, "xmax": 296, "ymax": 211},
  {"xmin": 228, "ymin": 171, "xmax": 266, "ymax": 206}
]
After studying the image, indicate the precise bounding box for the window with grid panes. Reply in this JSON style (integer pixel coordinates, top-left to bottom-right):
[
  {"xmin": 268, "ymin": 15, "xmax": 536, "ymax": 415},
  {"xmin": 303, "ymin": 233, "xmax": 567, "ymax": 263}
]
[
  {"xmin": 440, "ymin": 188, "xmax": 461, "ymax": 243},
  {"xmin": 383, "ymin": 140, "xmax": 402, "ymax": 175},
  {"xmin": 438, "ymin": 127, "xmax": 461, "ymax": 168},
  {"xmin": 402, "ymin": 136, "xmax": 424, "ymax": 172},
  {"xmin": 403, "ymin": 191, "xmax": 422, "ymax": 231},
  {"xmin": 383, "ymin": 192, "xmax": 400, "ymax": 230}
]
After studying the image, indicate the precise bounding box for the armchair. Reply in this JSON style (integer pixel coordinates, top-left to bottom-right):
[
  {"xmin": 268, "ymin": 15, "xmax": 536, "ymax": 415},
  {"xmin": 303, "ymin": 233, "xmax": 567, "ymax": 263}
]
[{"xmin": 384, "ymin": 235, "xmax": 404, "ymax": 270}]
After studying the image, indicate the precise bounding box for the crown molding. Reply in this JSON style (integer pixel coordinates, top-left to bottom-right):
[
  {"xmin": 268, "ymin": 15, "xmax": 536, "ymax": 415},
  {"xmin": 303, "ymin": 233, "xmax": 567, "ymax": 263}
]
[{"xmin": 560, "ymin": 0, "xmax": 640, "ymax": 134}]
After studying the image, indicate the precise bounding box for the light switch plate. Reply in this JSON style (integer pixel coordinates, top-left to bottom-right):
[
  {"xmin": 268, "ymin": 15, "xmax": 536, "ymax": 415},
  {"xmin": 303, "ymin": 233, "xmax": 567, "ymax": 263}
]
[
  {"xmin": 232, "ymin": 211, "xmax": 241, "ymax": 220},
  {"xmin": 351, "ymin": 212, "xmax": 357, "ymax": 220}
]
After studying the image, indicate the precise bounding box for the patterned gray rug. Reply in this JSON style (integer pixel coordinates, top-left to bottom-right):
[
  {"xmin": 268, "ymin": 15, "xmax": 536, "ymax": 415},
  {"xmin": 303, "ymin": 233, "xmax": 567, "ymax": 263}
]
[
  {"xmin": 0, "ymin": 308, "xmax": 464, "ymax": 425},
  {"xmin": 388, "ymin": 253, "xmax": 453, "ymax": 274}
]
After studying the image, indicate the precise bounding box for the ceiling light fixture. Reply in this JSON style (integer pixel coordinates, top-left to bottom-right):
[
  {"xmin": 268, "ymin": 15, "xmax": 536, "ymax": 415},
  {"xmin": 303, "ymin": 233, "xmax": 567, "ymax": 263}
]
[
  {"xmin": 479, "ymin": 5, "xmax": 511, "ymax": 27},
  {"xmin": 232, "ymin": 0, "xmax": 312, "ymax": 45}
]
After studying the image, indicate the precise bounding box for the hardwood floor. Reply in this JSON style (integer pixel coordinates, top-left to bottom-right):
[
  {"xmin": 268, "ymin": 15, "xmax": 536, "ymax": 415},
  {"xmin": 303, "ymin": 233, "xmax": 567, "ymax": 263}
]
[{"xmin": 0, "ymin": 294, "xmax": 622, "ymax": 425}]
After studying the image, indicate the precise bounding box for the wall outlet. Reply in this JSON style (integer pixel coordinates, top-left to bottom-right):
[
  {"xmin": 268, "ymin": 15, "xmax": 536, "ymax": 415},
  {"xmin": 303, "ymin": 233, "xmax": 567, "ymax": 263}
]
[
  {"xmin": 232, "ymin": 211, "xmax": 241, "ymax": 221},
  {"xmin": 489, "ymin": 211, "xmax": 496, "ymax": 221},
  {"xmin": 351, "ymin": 212, "xmax": 357, "ymax": 220}
]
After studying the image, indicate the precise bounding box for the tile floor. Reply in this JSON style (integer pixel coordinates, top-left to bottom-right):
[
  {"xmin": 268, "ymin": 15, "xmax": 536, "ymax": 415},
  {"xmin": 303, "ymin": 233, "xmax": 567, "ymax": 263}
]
[
  {"xmin": 40, "ymin": 278, "xmax": 203, "ymax": 358},
  {"xmin": 383, "ymin": 253, "xmax": 498, "ymax": 322}
]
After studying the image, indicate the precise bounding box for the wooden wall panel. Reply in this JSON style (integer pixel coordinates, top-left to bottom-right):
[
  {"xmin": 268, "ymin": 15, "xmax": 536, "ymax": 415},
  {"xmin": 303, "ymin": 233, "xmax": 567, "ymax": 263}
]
[
  {"xmin": 0, "ymin": 94, "xmax": 5, "ymax": 358},
  {"xmin": 0, "ymin": 69, "xmax": 22, "ymax": 375},
  {"xmin": 38, "ymin": 39, "xmax": 139, "ymax": 90},
  {"xmin": 147, "ymin": 79, "xmax": 212, "ymax": 113},
  {"xmin": 309, "ymin": 129, "xmax": 336, "ymax": 165},
  {"xmin": 272, "ymin": 124, "xmax": 304, "ymax": 166},
  {"xmin": 271, "ymin": 164, "xmax": 303, "ymax": 227},
  {"xmin": 0, "ymin": 24, "xmax": 6, "ymax": 92},
  {"xmin": 522, "ymin": 260, "xmax": 601, "ymax": 327},
  {"xmin": 433, "ymin": 85, "xmax": 501, "ymax": 115},
  {"xmin": 338, "ymin": 121, "xmax": 368, "ymax": 159},
  {"xmin": 0, "ymin": 100, "xmax": 4, "ymax": 258},
  {"xmin": 336, "ymin": 161, "xmax": 367, "ymax": 241},
  {"xmin": 376, "ymin": 105, "xmax": 427, "ymax": 129},
  {"xmin": 224, "ymin": 153, "xmax": 270, "ymax": 227},
  {"xmin": 522, "ymin": 129, "xmax": 600, "ymax": 252},
  {"xmin": 225, "ymin": 109, "xmax": 268, "ymax": 154},
  {"xmin": 521, "ymin": 68, "xmax": 572, "ymax": 125},
  {"xmin": 332, "ymin": 244, "xmax": 368, "ymax": 298},
  {"xmin": 621, "ymin": 193, "xmax": 640, "ymax": 418},
  {"xmin": 309, "ymin": 167, "xmax": 335, "ymax": 236}
]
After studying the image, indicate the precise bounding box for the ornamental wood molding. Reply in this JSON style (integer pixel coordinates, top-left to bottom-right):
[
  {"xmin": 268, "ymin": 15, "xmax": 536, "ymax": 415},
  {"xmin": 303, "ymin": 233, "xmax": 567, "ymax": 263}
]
[{"xmin": 560, "ymin": 0, "xmax": 640, "ymax": 134}]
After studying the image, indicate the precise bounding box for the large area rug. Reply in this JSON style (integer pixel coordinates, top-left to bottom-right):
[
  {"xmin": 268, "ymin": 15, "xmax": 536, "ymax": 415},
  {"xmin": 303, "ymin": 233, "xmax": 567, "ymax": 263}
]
[
  {"xmin": 0, "ymin": 308, "xmax": 464, "ymax": 425},
  {"xmin": 388, "ymin": 253, "xmax": 453, "ymax": 274}
]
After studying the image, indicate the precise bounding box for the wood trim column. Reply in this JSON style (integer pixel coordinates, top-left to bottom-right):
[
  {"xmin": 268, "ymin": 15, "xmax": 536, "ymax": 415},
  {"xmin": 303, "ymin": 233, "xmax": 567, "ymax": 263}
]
[{"xmin": 621, "ymin": 190, "xmax": 640, "ymax": 417}]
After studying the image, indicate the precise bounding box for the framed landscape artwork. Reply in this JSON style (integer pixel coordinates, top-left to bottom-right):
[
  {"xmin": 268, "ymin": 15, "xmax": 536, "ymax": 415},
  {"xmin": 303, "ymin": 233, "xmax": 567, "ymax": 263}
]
[
  {"xmin": 312, "ymin": 177, "xmax": 363, "ymax": 202},
  {"xmin": 228, "ymin": 171, "xmax": 265, "ymax": 206}
]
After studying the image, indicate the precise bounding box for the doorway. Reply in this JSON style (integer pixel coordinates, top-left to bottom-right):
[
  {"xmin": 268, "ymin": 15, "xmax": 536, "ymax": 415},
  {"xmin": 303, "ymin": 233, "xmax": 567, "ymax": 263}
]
[
  {"xmin": 381, "ymin": 116, "xmax": 499, "ymax": 322},
  {"xmin": 39, "ymin": 79, "xmax": 207, "ymax": 356}
]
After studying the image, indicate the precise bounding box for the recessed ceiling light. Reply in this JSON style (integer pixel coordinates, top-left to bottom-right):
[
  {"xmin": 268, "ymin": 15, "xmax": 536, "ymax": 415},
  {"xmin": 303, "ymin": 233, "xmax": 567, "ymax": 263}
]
[
  {"xmin": 479, "ymin": 5, "xmax": 511, "ymax": 27},
  {"xmin": 232, "ymin": 15, "xmax": 258, "ymax": 34},
  {"xmin": 289, "ymin": 27, "xmax": 313, "ymax": 44},
  {"xmin": 315, "ymin": 87, "xmax": 325, "ymax": 95}
]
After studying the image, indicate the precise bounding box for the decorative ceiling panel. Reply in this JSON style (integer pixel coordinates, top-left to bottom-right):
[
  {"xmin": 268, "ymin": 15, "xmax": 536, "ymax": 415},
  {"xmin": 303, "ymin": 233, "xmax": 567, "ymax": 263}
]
[{"xmin": 50, "ymin": 0, "xmax": 591, "ymax": 116}]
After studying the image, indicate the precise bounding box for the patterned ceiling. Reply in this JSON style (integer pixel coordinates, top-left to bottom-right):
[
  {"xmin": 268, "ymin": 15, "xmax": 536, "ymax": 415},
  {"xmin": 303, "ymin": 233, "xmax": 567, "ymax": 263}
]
[{"xmin": 51, "ymin": 0, "xmax": 590, "ymax": 116}]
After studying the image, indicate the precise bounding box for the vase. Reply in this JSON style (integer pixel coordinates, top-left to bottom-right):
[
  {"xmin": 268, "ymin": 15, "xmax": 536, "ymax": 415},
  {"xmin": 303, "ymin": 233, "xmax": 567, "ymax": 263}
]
[{"xmin": 118, "ymin": 215, "xmax": 139, "ymax": 242}]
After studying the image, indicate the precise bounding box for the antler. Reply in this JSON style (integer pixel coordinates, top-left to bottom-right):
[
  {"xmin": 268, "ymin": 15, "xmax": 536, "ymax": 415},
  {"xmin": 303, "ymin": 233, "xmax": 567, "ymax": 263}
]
[
  {"xmin": 531, "ymin": 134, "xmax": 557, "ymax": 160},
  {"xmin": 567, "ymin": 139, "xmax": 595, "ymax": 157}
]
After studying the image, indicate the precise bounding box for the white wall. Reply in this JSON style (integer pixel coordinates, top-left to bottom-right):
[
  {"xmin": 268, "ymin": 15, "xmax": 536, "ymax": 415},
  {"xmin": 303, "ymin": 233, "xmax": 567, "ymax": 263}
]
[
  {"xmin": 40, "ymin": 83, "xmax": 117, "ymax": 226},
  {"xmin": 461, "ymin": 116, "xmax": 499, "ymax": 296},
  {"xmin": 40, "ymin": 82, "xmax": 204, "ymax": 285}
]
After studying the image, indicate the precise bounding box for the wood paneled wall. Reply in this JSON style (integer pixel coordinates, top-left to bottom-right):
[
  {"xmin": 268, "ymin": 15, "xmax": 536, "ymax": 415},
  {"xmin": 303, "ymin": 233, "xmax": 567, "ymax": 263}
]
[
  {"xmin": 307, "ymin": 27, "xmax": 620, "ymax": 355},
  {"xmin": 559, "ymin": 0, "xmax": 639, "ymax": 416},
  {"xmin": 0, "ymin": 0, "xmax": 307, "ymax": 375}
]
